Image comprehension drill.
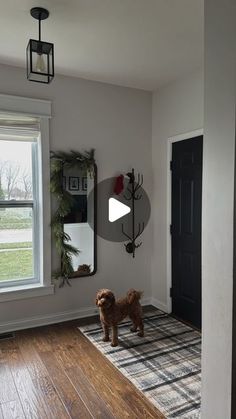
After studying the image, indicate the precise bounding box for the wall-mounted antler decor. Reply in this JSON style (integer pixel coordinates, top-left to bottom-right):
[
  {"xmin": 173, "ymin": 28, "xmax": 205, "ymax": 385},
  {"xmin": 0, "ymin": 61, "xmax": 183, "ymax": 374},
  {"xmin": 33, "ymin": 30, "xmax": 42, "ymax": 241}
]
[{"xmin": 121, "ymin": 168, "xmax": 145, "ymax": 257}]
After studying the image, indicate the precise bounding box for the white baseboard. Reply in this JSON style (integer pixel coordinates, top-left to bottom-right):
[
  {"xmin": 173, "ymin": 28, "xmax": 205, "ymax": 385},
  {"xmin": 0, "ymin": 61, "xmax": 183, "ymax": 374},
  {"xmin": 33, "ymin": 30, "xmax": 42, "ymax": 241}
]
[
  {"xmin": 0, "ymin": 305, "xmax": 98, "ymax": 334},
  {"xmin": 141, "ymin": 297, "xmax": 152, "ymax": 306},
  {"xmin": 0, "ymin": 296, "xmax": 168, "ymax": 334},
  {"xmin": 149, "ymin": 297, "xmax": 169, "ymax": 313}
]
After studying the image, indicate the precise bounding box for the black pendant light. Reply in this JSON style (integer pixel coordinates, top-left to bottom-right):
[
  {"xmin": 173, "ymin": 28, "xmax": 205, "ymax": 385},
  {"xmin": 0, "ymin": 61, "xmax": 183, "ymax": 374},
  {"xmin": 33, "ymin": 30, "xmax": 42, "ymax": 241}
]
[{"xmin": 26, "ymin": 7, "xmax": 54, "ymax": 84}]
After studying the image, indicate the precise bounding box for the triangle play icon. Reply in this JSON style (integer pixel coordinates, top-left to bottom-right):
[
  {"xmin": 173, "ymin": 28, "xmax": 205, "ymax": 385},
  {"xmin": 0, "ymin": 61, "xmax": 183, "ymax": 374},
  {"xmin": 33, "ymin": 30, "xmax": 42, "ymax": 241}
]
[{"xmin": 108, "ymin": 198, "xmax": 131, "ymax": 222}]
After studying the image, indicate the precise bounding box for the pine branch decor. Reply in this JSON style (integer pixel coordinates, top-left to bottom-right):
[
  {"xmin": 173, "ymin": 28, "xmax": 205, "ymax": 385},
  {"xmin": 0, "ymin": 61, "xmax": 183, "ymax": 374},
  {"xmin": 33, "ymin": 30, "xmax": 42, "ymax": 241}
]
[{"xmin": 50, "ymin": 149, "xmax": 95, "ymax": 287}]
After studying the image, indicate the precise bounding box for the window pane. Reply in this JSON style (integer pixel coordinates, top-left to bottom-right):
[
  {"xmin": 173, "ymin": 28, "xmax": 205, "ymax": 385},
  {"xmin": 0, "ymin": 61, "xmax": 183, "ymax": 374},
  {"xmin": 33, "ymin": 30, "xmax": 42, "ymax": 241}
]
[
  {"xmin": 0, "ymin": 140, "xmax": 33, "ymax": 200},
  {"xmin": 0, "ymin": 207, "xmax": 33, "ymax": 281}
]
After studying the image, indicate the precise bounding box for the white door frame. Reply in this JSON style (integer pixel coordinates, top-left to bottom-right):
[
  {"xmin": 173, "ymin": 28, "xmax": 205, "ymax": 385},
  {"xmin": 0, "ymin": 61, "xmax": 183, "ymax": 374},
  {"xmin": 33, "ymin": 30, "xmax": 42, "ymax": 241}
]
[{"xmin": 166, "ymin": 128, "xmax": 204, "ymax": 313}]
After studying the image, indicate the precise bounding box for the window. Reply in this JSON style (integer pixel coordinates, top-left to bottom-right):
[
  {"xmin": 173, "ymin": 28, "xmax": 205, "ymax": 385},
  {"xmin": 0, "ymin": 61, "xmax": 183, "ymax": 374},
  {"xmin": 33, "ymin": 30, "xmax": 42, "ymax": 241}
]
[
  {"xmin": 0, "ymin": 118, "xmax": 40, "ymax": 287},
  {"xmin": 0, "ymin": 95, "xmax": 53, "ymax": 302}
]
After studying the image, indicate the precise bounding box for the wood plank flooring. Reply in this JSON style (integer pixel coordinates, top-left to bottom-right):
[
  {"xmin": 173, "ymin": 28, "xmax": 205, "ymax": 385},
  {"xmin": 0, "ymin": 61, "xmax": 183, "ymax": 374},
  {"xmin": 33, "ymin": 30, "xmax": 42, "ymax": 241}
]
[{"xmin": 0, "ymin": 317, "xmax": 164, "ymax": 419}]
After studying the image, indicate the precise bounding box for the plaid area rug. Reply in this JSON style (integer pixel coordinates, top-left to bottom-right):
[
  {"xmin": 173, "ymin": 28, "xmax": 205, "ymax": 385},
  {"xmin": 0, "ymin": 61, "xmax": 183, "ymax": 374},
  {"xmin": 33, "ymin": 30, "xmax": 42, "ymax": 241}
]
[{"xmin": 79, "ymin": 309, "xmax": 201, "ymax": 418}]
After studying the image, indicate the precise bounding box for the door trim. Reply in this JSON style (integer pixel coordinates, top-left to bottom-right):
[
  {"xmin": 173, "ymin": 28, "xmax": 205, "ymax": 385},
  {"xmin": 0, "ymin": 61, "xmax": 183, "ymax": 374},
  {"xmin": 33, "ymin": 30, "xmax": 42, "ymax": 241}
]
[{"xmin": 166, "ymin": 129, "xmax": 203, "ymax": 313}]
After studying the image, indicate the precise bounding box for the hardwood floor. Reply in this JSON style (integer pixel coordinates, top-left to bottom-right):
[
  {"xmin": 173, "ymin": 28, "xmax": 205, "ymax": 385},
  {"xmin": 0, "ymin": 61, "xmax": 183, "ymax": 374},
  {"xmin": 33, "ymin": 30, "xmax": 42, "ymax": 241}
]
[{"xmin": 0, "ymin": 317, "xmax": 164, "ymax": 419}]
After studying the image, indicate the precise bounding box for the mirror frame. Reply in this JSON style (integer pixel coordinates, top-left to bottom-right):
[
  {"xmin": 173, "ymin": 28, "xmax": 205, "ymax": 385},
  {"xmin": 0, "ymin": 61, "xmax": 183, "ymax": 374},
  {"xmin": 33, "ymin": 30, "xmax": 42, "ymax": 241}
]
[{"xmin": 50, "ymin": 149, "xmax": 97, "ymax": 286}]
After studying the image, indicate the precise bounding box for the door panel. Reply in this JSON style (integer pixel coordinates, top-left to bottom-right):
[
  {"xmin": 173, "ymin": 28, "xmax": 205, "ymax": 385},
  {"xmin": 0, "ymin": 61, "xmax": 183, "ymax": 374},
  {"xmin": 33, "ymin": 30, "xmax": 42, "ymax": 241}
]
[{"xmin": 171, "ymin": 136, "xmax": 203, "ymax": 329}]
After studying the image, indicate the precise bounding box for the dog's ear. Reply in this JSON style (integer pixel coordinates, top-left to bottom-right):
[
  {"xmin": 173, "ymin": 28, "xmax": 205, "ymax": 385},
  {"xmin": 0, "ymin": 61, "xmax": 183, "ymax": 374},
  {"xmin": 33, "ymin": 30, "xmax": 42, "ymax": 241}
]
[
  {"xmin": 127, "ymin": 289, "xmax": 136, "ymax": 304},
  {"xmin": 127, "ymin": 289, "xmax": 143, "ymax": 304},
  {"xmin": 95, "ymin": 290, "xmax": 102, "ymax": 305}
]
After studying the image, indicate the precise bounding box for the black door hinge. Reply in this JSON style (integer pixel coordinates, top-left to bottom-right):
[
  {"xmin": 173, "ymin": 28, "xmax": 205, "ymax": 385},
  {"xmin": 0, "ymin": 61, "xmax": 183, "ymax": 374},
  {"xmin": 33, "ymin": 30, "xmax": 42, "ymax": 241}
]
[
  {"xmin": 170, "ymin": 287, "xmax": 172, "ymax": 298},
  {"xmin": 170, "ymin": 224, "xmax": 173, "ymax": 235},
  {"xmin": 170, "ymin": 161, "xmax": 173, "ymax": 171}
]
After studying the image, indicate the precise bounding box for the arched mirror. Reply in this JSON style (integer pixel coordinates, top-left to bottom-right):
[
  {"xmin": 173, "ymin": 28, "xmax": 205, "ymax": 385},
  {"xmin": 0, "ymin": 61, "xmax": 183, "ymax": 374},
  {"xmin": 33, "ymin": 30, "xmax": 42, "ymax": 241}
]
[
  {"xmin": 63, "ymin": 165, "xmax": 97, "ymax": 277},
  {"xmin": 50, "ymin": 150, "xmax": 96, "ymax": 286}
]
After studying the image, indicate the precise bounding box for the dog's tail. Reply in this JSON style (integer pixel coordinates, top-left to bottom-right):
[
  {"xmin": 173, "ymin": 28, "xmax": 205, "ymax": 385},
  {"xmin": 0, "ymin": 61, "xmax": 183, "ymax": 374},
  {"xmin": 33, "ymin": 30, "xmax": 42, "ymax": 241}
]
[{"xmin": 127, "ymin": 289, "xmax": 143, "ymax": 304}]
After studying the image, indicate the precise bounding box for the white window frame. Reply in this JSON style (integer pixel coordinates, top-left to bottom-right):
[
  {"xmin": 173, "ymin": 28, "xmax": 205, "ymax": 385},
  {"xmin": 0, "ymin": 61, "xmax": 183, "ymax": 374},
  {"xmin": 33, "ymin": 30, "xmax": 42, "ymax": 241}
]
[{"xmin": 0, "ymin": 94, "xmax": 54, "ymax": 302}]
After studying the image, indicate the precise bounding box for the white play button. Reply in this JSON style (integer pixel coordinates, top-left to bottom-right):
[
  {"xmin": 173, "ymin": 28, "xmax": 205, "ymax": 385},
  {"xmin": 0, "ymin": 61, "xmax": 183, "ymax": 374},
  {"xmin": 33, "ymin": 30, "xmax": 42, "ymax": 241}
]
[{"xmin": 108, "ymin": 198, "xmax": 131, "ymax": 222}]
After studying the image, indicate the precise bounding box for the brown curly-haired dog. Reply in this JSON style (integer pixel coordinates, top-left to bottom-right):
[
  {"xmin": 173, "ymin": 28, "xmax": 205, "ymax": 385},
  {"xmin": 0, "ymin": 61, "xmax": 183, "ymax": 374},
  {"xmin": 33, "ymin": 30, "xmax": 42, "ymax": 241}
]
[{"xmin": 96, "ymin": 288, "xmax": 144, "ymax": 347}]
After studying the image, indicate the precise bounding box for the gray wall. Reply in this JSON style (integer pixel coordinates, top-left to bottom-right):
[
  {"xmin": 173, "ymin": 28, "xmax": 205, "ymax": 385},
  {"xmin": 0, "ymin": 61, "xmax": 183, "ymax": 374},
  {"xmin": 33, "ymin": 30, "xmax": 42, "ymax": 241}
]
[
  {"xmin": 201, "ymin": 0, "xmax": 236, "ymax": 417},
  {"xmin": 151, "ymin": 70, "xmax": 204, "ymax": 309},
  {"xmin": 0, "ymin": 63, "xmax": 152, "ymax": 324}
]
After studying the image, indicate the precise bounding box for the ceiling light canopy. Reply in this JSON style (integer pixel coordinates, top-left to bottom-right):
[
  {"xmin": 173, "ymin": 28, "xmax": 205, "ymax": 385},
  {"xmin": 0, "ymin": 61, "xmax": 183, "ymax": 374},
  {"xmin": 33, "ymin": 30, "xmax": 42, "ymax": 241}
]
[{"xmin": 26, "ymin": 7, "xmax": 54, "ymax": 84}]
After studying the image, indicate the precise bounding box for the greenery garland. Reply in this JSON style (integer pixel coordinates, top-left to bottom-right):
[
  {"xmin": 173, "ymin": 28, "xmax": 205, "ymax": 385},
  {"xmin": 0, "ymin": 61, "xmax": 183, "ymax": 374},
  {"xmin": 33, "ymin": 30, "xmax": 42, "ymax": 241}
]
[{"xmin": 50, "ymin": 149, "xmax": 95, "ymax": 287}]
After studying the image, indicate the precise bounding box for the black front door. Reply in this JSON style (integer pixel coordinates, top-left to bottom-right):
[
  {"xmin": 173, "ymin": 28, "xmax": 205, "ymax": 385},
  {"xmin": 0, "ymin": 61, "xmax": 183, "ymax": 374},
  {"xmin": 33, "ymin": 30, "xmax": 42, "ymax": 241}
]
[{"xmin": 171, "ymin": 136, "xmax": 203, "ymax": 329}]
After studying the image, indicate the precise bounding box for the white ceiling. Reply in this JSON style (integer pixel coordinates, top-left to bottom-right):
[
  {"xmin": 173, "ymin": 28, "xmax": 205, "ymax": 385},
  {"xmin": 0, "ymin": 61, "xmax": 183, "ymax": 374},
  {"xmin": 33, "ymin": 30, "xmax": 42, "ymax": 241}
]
[{"xmin": 0, "ymin": 0, "xmax": 203, "ymax": 91}]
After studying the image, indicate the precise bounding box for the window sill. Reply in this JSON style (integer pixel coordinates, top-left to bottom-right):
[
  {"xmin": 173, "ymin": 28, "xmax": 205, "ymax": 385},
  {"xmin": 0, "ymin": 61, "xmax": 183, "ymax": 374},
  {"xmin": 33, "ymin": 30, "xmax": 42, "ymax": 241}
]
[{"xmin": 0, "ymin": 283, "xmax": 55, "ymax": 302}]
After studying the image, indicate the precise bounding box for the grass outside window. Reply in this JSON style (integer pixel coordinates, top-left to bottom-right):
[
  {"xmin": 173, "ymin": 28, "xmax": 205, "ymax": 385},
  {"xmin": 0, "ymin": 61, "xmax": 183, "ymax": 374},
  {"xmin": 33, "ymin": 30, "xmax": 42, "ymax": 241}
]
[{"xmin": 0, "ymin": 208, "xmax": 33, "ymax": 281}]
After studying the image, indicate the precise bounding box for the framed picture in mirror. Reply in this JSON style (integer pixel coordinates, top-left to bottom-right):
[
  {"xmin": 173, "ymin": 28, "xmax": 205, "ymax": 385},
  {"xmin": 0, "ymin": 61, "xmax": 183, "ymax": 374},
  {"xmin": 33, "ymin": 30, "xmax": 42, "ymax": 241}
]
[
  {"xmin": 69, "ymin": 176, "xmax": 80, "ymax": 191},
  {"xmin": 82, "ymin": 176, "xmax": 87, "ymax": 191}
]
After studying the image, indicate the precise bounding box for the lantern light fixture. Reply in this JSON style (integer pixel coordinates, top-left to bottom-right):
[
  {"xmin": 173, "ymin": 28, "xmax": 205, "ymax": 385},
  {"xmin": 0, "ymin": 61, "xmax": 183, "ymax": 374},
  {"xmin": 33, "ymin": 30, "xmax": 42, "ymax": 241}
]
[{"xmin": 26, "ymin": 7, "xmax": 54, "ymax": 84}]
